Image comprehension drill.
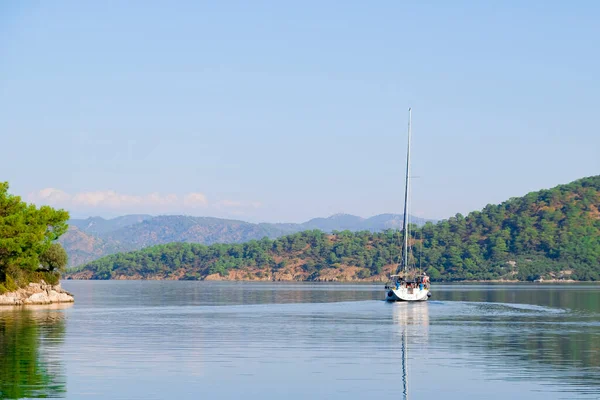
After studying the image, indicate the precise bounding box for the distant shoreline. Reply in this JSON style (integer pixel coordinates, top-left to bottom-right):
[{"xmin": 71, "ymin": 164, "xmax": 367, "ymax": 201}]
[{"xmin": 63, "ymin": 277, "xmax": 596, "ymax": 284}]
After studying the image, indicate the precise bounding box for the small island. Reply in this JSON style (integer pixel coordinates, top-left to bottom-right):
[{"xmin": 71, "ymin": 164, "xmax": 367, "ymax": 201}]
[{"xmin": 0, "ymin": 182, "xmax": 73, "ymax": 305}]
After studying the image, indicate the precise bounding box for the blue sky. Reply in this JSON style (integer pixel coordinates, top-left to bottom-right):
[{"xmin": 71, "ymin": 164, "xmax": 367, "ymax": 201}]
[{"xmin": 1, "ymin": 1, "xmax": 598, "ymax": 222}]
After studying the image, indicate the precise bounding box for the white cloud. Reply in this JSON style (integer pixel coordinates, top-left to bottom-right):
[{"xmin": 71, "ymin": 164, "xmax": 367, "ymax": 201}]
[
  {"xmin": 146, "ymin": 192, "xmax": 179, "ymax": 206},
  {"xmin": 183, "ymin": 193, "xmax": 208, "ymax": 207},
  {"xmin": 30, "ymin": 188, "xmax": 194, "ymax": 210},
  {"xmin": 71, "ymin": 191, "xmax": 144, "ymax": 207},
  {"xmin": 36, "ymin": 188, "xmax": 71, "ymax": 202},
  {"xmin": 27, "ymin": 188, "xmax": 259, "ymax": 217}
]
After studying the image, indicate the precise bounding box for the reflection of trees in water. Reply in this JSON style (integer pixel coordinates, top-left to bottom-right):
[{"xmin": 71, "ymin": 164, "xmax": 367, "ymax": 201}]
[
  {"xmin": 391, "ymin": 296, "xmax": 600, "ymax": 395},
  {"xmin": 436, "ymin": 286, "xmax": 600, "ymax": 313},
  {"xmin": 475, "ymin": 320, "xmax": 600, "ymax": 390},
  {"xmin": 0, "ymin": 306, "xmax": 68, "ymax": 399},
  {"xmin": 435, "ymin": 289, "xmax": 600, "ymax": 392}
]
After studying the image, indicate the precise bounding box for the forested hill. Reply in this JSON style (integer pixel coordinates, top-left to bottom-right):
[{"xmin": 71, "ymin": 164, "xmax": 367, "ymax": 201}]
[
  {"xmin": 61, "ymin": 213, "xmax": 431, "ymax": 267},
  {"xmin": 69, "ymin": 176, "xmax": 600, "ymax": 282}
]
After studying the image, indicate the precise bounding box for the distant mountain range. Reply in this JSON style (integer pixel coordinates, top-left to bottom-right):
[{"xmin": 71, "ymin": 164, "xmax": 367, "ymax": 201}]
[{"xmin": 61, "ymin": 213, "xmax": 432, "ymax": 267}]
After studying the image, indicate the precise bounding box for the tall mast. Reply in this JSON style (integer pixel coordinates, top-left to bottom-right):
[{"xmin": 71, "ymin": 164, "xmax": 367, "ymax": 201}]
[{"xmin": 401, "ymin": 108, "xmax": 412, "ymax": 273}]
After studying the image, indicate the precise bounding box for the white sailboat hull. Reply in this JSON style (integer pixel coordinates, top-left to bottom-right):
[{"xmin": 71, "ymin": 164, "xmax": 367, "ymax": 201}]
[{"xmin": 386, "ymin": 287, "xmax": 430, "ymax": 302}]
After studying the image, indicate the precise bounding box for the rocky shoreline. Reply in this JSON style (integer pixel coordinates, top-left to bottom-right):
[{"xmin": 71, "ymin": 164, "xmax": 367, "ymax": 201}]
[{"xmin": 0, "ymin": 281, "xmax": 74, "ymax": 306}]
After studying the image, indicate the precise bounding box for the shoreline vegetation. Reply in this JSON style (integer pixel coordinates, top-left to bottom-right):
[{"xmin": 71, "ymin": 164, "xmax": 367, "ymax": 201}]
[
  {"xmin": 65, "ymin": 275, "xmax": 587, "ymax": 284},
  {"xmin": 68, "ymin": 176, "xmax": 600, "ymax": 283},
  {"xmin": 0, "ymin": 182, "xmax": 71, "ymax": 305}
]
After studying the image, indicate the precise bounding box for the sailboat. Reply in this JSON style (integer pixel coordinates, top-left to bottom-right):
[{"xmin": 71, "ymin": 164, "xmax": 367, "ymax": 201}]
[{"xmin": 385, "ymin": 108, "xmax": 432, "ymax": 302}]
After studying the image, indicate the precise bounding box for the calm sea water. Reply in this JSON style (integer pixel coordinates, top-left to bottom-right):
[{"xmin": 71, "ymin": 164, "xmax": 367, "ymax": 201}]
[{"xmin": 1, "ymin": 282, "xmax": 599, "ymax": 399}]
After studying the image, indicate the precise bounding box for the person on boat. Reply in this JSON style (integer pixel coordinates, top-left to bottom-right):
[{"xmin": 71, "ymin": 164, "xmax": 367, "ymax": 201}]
[{"xmin": 422, "ymin": 273, "xmax": 430, "ymax": 288}]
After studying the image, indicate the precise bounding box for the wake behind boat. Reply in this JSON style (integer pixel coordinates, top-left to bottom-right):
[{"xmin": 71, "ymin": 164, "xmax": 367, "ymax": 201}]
[{"xmin": 385, "ymin": 108, "xmax": 432, "ymax": 302}]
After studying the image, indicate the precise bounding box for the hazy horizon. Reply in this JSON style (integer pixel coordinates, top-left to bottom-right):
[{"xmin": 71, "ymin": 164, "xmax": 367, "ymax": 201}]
[{"xmin": 2, "ymin": 2, "xmax": 598, "ymax": 223}]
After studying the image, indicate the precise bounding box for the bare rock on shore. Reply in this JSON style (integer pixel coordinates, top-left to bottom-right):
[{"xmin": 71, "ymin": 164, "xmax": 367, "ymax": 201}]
[{"xmin": 0, "ymin": 281, "xmax": 74, "ymax": 306}]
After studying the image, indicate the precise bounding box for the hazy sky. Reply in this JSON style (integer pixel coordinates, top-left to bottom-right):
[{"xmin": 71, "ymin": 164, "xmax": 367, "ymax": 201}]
[{"xmin": 1, "ymin": 1, "xmax": 598, "ymax": 222}]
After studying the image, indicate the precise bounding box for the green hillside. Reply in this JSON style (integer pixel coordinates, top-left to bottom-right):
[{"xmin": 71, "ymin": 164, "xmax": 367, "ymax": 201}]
[
  {"xmin": 69, "ymin": 176, "xmax": 600, "ymax": 282},
  {"xmin": 61, "ymin": 213, "xmax": 431, "ymax": 267}
]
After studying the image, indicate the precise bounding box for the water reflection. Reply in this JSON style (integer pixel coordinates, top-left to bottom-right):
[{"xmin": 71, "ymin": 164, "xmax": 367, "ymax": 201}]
[
  {"xmin": 53, "ymin": 281, "xmax": 600, "ymax": 399},
  {"xmin": 434, "ymin": 284, "xmax": 600, "ymax": 313},
  {"xmin": 69, "ymin": 281, "xmax": 383, "ymax": 309},
  {"xmin": 0, "ymin": 305, "xmax": 69, "ymax": 399},
  {"xmin": 391, "ymin": 303, "xmax": 429, "ymax": 400},
  {"xmin": 432, "ymin": 301, "xmax": 600, "ymax": 395}
]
